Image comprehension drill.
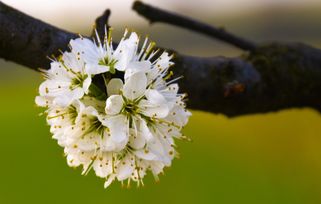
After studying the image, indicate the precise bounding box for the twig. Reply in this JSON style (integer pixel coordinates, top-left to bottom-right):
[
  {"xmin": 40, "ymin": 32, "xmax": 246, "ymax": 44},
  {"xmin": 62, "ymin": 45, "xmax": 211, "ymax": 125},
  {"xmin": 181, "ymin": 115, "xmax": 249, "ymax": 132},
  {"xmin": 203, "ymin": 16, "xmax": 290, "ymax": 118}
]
[
  {"xmin": 0, "ymin": 1, "xmax": 320, "ymax": 117},
  {"xmin": 92, "ymin": 9, "xmax": 111, "ymax": 41},
  {"xmin": 132, "ymin": 1, "xmax": 257, "ymax": 51}
]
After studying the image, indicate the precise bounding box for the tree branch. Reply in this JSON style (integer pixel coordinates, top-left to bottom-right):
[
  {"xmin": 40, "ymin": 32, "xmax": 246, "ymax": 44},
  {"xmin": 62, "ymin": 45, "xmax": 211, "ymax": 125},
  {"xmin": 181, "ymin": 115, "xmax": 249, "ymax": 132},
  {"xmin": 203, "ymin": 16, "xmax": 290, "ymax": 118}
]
[
  {"xmin": 132, "ymin": 1, "xmax": 257, "ymax": 51},
  {"xmin": 174, "ymin": 43, "xmax": 321, "ymax": 116},
  {"xmin": 0, "ymin": 1, "xmax": 78, "ymax": 70},
  {"xmin": 0, "ymin": 1, "xmax": 320, "ymax": 117},
  {"xmin": 91, "ymin": 9, "xmax": 111, "ymax": 41}
]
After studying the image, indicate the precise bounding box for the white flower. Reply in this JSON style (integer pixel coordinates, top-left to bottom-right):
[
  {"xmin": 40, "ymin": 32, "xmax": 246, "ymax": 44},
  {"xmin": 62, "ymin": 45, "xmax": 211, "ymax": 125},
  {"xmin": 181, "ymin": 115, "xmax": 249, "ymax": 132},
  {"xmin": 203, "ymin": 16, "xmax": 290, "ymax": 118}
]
[
  {"xmin": 70, "ymin": 29, "xmax": 151, "ymax": 75},
  {"xmin": 38, "ymin": 52, "xmax": 91, "ymax": 107},
  {"xmin": 36, "ymin": 28, "xmax": 191, "ymax": 188}
]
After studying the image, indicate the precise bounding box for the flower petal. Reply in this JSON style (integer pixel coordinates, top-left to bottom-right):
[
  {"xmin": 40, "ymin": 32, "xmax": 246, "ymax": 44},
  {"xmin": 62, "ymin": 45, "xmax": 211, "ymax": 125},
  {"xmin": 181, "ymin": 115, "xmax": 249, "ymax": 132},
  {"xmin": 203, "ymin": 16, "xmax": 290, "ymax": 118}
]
[
  {"xmin": 82, "ymin": 76, "xmax": 92, "ymax": 94},
  {"xmin": 35, "ymin": 96, "xmax": 51, "ymax": 107},
  {"xmin": 53, "ymin": 87, "xmax": 84, "ymax": 107},
  {"xmin": 70, "ymin": 38, "xmax": 100, "ymax": 63},
  {"xmin": 123, "ymin": 72, "xmax": 147, "ymax": 100},
  {"xmin": 113, "ymin": 32, "xmax": 139, "ymax": 71},
  {"xmin": 116, "ymin": 156, "xmax": 135, "ymax": 181},
  {"xmin": 134, "ymin": 149, "xmax": 159, "ymax": 161},
  {"xmin": 124, "ymin": 60, "xmax": 151, "ymax": 80},
  {"xmin": 85, "ymin": 64, "xmax": 109, "ymax": 75},
  {"xmin": 128, "ymin": 128, "xmax": 146, "ymax": 149},
  {"xmin": 93, "ymin": 153, "xmax": 113, "ymax": 178},
  {"xmin": 150, "ymin": 161, "xmax": 165, "ymax": 175},
  {"xmin": 62, "ymin": 51, "xmax": 83, "ymax": 73},
  {"xmin": 47, "ymin": 61, "xmax": 70, "ymax": 81},
  {"xmin": 76, "ymin": 132, "xmax": 100, "ymax": 151},
  {"xmin": 107, "ymin": 78, "xmax": 123, "ymax": 96},
  {"xmin": 138, "ymin": 99, "xmax": 169, "ymax": 118},
  {"xmin": 165, "ymin": 105, "xmax": 192, "ymax": 127},
  {"xmin": 139, "ymin": 119, "xmax": 154, "ymax": 142},
  {"xmin": 145, "ymin": 89, "xmax": 167, "ymax": 105},
  {"xmin": 105, "ymin": 95, "xmax": 124, "ymax": 115},
  {"xmin": 104, "ymin": 115, "xmax": 128, "ymax": 143}
]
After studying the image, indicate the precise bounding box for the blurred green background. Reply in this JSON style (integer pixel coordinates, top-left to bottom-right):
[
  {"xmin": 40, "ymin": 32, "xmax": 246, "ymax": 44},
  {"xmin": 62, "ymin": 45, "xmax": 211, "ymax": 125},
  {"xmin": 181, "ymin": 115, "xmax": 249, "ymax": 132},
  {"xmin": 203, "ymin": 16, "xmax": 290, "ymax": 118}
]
[{"xmin": 1, "ymin": 0, "xmax": 321, "ymax": 203}]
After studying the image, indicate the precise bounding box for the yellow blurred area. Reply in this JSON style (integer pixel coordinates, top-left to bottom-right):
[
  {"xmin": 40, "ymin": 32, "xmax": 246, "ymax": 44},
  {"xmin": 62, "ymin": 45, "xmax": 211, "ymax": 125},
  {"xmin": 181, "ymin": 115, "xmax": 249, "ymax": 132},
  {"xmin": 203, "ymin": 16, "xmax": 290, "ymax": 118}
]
[{"xmin": 191, "ymin": 110, "xmax": 321, "ymax": 176}]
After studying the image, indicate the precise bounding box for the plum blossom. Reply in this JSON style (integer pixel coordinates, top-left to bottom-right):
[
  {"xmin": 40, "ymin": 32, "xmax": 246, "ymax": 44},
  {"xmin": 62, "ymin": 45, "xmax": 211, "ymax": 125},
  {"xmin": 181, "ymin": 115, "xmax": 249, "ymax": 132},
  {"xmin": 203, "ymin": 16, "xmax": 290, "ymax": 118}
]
[{"xmin": 36, "ymin": 28, "xmax": 191, "ymax": 188}]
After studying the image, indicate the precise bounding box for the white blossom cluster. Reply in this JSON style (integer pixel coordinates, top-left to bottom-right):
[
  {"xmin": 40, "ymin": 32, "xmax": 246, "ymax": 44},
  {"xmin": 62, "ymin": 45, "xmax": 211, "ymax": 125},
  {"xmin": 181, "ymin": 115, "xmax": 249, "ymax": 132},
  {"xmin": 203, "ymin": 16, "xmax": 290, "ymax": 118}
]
[{"xmin": 35, "ymin": 29, "xmax": 191, "ymax": 188}]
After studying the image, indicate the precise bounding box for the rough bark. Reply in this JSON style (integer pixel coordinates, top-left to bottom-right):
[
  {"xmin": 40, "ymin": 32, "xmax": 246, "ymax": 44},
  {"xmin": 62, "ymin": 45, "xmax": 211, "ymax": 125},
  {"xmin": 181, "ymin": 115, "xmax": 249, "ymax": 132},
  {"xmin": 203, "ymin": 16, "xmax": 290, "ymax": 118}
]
[
  {"xmin": 0, "ymin": 2, "xmax": 78, "ymax": 70},
  {"xmin": 174, "ymin": 43, "xmax": 321, "ymax": 116},
  {"xmin": 0, "ymin": 1, "xmax": 320, "ymax": 117}
]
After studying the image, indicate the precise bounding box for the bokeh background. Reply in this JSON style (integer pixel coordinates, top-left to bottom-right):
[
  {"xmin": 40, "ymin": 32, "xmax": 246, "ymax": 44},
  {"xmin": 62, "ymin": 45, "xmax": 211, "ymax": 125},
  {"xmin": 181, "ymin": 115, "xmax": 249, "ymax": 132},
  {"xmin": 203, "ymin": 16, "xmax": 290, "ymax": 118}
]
[{"xmin": 1, "ymin": 0, "xmax": 321, "ymax": 203}]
